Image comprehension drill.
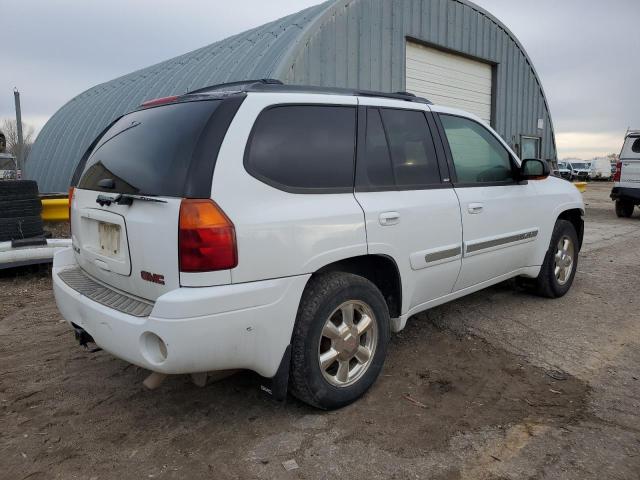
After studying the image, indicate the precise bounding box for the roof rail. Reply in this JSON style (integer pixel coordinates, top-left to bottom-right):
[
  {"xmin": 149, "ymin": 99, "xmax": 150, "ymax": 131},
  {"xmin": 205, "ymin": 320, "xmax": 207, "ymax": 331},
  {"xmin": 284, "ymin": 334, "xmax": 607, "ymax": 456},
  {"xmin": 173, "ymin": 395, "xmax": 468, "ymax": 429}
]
[
  {"xmin": 187, "ymin": 79, "xmax": 283, "ymax": 95},
  {"xmin": 184, "ymin": 80, "xmax": 431, "ymax": 104}
]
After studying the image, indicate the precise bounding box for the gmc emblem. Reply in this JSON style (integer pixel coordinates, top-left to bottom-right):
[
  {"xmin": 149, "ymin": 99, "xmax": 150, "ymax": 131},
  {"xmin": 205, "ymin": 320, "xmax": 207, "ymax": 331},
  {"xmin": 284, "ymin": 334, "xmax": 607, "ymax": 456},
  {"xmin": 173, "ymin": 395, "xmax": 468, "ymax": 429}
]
[{"xmin": 141, "ymin": 271, "xmax": 165, "ymax": 285}]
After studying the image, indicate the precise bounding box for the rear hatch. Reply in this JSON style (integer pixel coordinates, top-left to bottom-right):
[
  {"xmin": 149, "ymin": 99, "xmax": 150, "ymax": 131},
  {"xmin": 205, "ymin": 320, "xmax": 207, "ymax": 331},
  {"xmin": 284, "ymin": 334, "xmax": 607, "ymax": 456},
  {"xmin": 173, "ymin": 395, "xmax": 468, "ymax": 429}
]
[
  {"xmin": 71, "ymin": 96, "xmax": 241, "ymax": 301},
  {"xmin": 620, "ymin": 135, "xmax": 640, "ymax": 187}
]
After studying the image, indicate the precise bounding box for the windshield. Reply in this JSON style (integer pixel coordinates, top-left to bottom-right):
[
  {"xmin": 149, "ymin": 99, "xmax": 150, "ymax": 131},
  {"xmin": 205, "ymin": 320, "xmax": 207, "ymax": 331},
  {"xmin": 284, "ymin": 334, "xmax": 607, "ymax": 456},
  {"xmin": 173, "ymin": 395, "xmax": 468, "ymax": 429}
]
[
  {"xmin": 79, "ymin": 100, "xmax": 222, "ymax": 197},
  {"xmin": 571, "ymin": 163, "xmax": 588, "ymax": 169}
]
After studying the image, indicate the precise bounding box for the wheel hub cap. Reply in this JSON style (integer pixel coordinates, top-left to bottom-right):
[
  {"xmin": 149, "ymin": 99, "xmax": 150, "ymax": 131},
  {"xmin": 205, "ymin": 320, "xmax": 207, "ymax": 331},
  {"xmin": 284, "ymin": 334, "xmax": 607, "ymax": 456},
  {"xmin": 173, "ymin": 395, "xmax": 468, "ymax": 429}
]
[
  {"xmin": 554, "ymin": 235, "xmax": 575, "ymax": 286},
  {"xmin": 318, "ymin": 300, "xmax": 378, "ymax": 387}
]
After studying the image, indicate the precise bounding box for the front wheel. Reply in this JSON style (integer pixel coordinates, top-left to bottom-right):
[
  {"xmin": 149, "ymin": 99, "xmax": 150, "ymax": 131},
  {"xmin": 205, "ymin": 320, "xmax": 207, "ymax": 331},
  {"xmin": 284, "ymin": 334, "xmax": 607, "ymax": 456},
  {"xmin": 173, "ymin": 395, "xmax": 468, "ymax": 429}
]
[
  {"xmin": 289, "ymin": 272, "xmax": 390, "ymax": 410},
  {"xmin": 615, "ymin": 200, "xmax": 634, "ymax": 218},
  {"xmin": 534, "ymin": 219, "xmax": 579, "ymax": 298}
]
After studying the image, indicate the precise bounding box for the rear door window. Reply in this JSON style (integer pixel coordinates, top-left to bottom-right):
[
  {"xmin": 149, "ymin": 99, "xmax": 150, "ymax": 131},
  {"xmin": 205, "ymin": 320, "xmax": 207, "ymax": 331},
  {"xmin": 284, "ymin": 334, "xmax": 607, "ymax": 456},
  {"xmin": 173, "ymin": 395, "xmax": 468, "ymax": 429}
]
[
  {"xmin": 79, "ymin": 99, "xmax": 225, "ymax": 197},
  {"xmin": 380, "ymin": 109, "xmax": 441, "ymax": 188},
  {"xmin": 357, "ymin": 107, "xmax": 442, "ymax": 190},
  {"xmin": 357, "ymin": 108, "xmax": 395, "ymax": 189},
  {"xmin": 244, "ymin": 105, "xmax": 357, "ymax": 193}
]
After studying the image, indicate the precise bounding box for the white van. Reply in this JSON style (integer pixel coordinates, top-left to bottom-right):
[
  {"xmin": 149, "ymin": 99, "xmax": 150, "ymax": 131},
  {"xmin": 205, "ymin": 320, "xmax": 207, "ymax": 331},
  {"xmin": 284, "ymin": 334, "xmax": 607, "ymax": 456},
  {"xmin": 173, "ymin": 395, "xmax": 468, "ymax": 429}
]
[
  {"xmin": 589, "ymin": 157, "xmax": 612, "ymax": 180},
  {"xmin": 611, "ymin": 131, "xmax": 640, "ymax": 217}
]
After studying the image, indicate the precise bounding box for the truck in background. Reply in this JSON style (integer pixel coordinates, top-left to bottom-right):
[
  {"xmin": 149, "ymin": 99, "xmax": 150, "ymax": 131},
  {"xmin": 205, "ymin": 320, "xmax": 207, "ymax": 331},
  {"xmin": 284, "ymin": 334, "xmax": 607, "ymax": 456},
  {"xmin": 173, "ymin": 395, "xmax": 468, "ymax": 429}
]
[{"xmin": 611, "ymin": 130, "xmax": 640, "ymax": 217}]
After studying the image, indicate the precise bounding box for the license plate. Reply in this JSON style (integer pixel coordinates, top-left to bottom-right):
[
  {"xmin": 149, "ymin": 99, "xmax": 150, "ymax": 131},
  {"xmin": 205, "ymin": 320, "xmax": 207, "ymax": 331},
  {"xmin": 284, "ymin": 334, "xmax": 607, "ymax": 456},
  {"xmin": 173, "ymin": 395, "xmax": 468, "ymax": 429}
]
[{"xmin": 98, "ymin": 222, "xmax": 121, "ymax": 257}]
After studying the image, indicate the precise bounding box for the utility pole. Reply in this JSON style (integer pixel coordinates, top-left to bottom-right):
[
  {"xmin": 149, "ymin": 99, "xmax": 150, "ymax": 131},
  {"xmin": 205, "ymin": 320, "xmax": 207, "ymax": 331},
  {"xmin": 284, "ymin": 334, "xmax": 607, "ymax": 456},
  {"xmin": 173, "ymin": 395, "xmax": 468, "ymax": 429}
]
[{"xmin": 14, "ymin": 88, "xmax": 24, "ymax": 177}]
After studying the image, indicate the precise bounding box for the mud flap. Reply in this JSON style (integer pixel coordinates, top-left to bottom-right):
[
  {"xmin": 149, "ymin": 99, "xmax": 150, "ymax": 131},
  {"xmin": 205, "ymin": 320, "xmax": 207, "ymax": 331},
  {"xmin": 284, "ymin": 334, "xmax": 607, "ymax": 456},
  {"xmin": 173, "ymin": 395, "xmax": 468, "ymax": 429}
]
[{"xmin": 260, "ymin": 345, "xmax": 291, "ymax": 402}]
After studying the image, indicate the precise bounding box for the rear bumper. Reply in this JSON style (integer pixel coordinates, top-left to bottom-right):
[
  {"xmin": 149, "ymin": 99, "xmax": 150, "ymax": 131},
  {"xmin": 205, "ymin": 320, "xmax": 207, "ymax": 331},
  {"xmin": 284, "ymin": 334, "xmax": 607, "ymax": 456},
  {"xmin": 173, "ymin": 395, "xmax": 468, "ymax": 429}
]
[
  {"xmin": 52, "ymin": 248, "xmax": 310, "ymax": 378},
  {"xmin": 610, "ymin": 186, "xmax": 640, "ymax": 203}
]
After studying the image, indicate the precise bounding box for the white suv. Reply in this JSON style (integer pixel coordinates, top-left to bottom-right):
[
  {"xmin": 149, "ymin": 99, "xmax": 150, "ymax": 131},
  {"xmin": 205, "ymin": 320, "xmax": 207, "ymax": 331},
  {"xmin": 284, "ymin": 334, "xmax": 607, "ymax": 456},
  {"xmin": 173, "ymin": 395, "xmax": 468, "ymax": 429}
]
[{"xmin": 53, "ymin": 80, "xmax": 585, "ymax": 409}]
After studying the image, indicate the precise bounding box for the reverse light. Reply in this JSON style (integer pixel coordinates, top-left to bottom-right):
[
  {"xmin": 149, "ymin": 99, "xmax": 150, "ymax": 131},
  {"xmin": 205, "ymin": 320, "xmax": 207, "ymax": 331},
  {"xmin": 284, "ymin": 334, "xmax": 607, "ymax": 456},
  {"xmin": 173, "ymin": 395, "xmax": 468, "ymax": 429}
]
[
  {"xmin": 140, "ymin": 96, "xmax": 180, "ymax": 108},
  {"xmin": 613, "ymin": 161, "xmax": 622, "ymax": 182},
  {"xmin": 179, "ymin": 199, "xmax": 237, "ymax": 273}
]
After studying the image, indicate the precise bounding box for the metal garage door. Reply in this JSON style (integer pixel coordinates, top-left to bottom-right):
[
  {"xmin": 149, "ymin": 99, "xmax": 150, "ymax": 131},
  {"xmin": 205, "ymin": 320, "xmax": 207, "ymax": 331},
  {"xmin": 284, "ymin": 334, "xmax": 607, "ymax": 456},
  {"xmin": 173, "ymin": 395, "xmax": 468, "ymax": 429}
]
[{"xmin": 406, "ymin": 42, "xmax": 493, "ymax": 124}]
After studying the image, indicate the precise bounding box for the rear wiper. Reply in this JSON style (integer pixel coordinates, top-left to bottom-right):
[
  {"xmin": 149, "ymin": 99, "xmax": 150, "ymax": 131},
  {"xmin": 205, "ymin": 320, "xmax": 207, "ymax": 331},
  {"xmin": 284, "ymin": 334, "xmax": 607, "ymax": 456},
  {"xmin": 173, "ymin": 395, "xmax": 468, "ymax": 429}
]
[{"xmin": 96, "ymin": 193, "xmax": 167, "ymax": 207}]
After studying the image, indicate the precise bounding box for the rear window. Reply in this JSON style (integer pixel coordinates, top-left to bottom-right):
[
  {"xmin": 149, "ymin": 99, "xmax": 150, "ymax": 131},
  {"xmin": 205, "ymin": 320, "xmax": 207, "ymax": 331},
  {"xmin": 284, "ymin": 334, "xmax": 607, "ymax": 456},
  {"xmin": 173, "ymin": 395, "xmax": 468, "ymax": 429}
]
[
  {"xmin": 244, "ymin": 105, "xmax": 357, "ymax": 193},
  {"xmin": 79, "ymin": 99, "xmax": 226, "ymax": 197}
]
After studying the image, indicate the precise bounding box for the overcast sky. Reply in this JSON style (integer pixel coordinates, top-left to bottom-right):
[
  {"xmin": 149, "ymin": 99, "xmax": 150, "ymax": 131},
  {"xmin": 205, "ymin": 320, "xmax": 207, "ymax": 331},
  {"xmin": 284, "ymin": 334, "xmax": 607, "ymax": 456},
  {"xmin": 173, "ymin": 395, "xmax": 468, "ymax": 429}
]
[{"xmin": 2, "ymin": 0, "xmax": 638, "ymax": 159}]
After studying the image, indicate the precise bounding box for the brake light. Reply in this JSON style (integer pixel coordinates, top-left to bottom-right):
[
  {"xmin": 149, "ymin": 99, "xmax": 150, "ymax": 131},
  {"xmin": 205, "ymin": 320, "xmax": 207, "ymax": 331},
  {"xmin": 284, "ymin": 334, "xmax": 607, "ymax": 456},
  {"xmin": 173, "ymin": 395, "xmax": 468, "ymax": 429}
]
[
  {"xmin": 140, "ymin": 96, "xmax": 179, "ymax": 108},
  {"xmin": 179, "ymin": 199, "xmax": 237, "ymax": 272},
  {"xmin": 68, "ymin": 186, "xmax": 75, "ymax": 233},
  {"xmin": 613, "ymin": 161, "xmax": 622, "ymax": 182}
]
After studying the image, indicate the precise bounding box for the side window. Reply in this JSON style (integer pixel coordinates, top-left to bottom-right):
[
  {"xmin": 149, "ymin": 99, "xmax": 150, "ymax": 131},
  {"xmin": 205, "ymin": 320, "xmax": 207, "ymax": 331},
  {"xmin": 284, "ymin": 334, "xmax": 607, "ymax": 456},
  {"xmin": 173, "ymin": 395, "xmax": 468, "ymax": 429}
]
[
  {"xmin": 380, "ymin": 109, "xmax": 441, "ymax": 187},
  {"xmin": 357, "ymin": 108, "xmax": 395, "ymax": 189},
  {"xmin": 440, "ymin": 114, "xmax": 514, "ymax": 184},
  {"xmin": 245, "ymin": 105, "xmax": 356, "ymax": 192}
]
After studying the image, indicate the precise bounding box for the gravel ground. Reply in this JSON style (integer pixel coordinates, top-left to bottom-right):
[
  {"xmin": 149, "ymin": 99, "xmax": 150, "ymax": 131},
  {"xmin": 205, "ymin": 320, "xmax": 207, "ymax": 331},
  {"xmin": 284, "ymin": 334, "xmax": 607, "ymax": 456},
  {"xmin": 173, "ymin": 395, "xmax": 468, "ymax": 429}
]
[{"xmin": 1, "ymin": 182, "xmax": 639, "ymax": 479}]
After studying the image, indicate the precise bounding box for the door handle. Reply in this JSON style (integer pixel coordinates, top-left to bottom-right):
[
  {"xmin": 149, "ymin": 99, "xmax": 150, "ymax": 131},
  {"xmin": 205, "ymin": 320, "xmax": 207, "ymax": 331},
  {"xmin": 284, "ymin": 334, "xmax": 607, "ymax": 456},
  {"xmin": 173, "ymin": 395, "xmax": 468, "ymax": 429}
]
[
  {"xmin": 468, "ymin": 203, "xmax": 484, "ymax": 214},
  {"xmin": 379, "ymin": 211, "xmax": 400, "ymax": 226}
]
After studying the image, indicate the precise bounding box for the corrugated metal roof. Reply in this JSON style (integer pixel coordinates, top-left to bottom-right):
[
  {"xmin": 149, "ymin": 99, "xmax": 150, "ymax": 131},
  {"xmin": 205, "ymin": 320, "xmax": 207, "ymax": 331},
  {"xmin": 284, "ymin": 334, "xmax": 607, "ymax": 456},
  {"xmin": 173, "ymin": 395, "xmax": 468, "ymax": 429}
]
[
  {"xmin": 28, "ymin": 0, "xmax": 556, "ymax": 192},
  {"xmin": 27, "ymin": 1, "xmax": 333, "ymax": 192}
]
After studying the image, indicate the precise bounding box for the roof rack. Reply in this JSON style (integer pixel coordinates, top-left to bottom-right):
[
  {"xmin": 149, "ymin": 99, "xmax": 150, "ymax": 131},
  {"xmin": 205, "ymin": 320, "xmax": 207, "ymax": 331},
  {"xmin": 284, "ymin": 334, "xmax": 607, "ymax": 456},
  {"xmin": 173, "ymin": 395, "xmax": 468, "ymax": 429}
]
[
  {"xmin": 185, "ymin": 79, "xmax": 431, "ymax": 104},
  {"xmin": 187, "ymin": 78, "xmax": 283, "ymax": 95}
]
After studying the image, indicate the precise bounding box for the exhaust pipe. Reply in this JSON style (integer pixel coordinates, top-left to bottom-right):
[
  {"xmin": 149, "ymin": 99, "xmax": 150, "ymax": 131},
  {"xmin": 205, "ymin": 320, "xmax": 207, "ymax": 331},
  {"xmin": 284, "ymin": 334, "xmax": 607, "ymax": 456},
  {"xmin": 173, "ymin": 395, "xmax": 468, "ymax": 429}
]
[{"xmin": 72, "ymin": 323, "xmax": 101, "ymax": 352}]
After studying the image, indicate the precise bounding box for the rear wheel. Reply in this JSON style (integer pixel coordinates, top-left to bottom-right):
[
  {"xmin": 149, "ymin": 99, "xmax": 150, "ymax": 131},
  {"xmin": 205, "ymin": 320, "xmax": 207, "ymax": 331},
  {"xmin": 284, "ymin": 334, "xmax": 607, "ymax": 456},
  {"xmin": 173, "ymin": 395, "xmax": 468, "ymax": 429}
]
[
  {"xmin": 615, "ymin": 199, "xmax": 634, "ymax": 218},
  {"xmin": 534, "ymin": 219, "xmax": 579, "ymax": 298},
  {"xmin": 289, "ymin": 272, "xmax": 390, "ymax": 410}
]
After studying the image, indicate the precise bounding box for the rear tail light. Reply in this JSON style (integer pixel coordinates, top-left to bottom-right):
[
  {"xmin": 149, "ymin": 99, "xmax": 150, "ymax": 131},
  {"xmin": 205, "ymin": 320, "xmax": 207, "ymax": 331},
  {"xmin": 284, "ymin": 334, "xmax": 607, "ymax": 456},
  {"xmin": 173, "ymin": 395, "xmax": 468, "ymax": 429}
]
[
  {"xmin": 613, "ymin": 161, "xmax": 622, "ymax": 182},
  {"xmin": 178, "ymin": 199, "xmax": 237, "ymax": 272},
  {"xmin": 68, "ymin": 186, "xmax": 75, "ymax": 233}
]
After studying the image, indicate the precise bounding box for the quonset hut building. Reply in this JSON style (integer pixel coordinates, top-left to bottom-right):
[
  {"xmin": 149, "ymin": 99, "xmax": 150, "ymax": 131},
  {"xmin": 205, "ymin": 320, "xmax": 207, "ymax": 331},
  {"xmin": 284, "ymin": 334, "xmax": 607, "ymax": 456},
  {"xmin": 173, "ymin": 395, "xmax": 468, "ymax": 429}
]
[{"xmin": 28, "ymin": 0, "xmax": 556, "ymax": 192}]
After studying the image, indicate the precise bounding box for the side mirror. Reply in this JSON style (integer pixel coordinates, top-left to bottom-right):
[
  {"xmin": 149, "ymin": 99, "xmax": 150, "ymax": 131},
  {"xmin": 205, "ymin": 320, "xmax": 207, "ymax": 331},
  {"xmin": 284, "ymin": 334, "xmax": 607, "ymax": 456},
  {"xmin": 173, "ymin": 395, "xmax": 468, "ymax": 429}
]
[{"xmin": 520, "ymin": 158, "xmax": 550, "ymax": 180}]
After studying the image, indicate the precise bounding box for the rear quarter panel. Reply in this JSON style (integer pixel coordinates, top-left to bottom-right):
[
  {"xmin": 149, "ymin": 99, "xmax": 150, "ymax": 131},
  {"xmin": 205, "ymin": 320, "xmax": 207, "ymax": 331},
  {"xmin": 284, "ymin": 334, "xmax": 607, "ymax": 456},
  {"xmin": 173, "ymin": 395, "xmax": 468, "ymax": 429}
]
[{"xmin": 211, "ymin": 93, "xmax": 368, "ymax": 284}]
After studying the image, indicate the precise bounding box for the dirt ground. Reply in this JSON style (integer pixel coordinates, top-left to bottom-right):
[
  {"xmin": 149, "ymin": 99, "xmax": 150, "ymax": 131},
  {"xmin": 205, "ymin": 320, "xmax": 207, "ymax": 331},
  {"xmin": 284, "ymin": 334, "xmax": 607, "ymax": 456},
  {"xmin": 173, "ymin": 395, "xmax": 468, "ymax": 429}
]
[{"xmin": 1, "ymin": 182, "xmax": 639, "ymax": 480}]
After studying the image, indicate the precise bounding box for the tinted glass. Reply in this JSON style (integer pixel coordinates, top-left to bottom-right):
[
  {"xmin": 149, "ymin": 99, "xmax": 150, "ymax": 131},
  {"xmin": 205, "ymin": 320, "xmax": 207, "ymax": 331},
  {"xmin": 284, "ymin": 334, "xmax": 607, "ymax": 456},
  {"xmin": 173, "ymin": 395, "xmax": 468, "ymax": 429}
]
[
  {"xmin": 245, "ymin": 106, "xmax": 356, "ymax": 191},
  {"xmin": 79, "ymin": 100, "xmax": 221, "ymax": 196},
  {"xmin": 380, "ymin": 109, "xmax": 441, "ymax": 187},
  {"xmin": 357, "ymin": 108, "xmax": 395, "ymax": 189},
  {"xmin": 633, "ymin": 138, "xmax": 640, "ymax": 154},
  {"xmin": 440, "ymin": 115, "xmax": 514, "ymax": 184}
]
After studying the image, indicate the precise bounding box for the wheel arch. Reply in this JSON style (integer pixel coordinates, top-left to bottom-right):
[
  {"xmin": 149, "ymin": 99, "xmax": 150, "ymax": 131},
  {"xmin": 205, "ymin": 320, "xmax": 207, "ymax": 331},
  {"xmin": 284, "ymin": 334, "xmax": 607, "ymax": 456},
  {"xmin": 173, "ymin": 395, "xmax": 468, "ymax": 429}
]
[
  {"xmin": 557, "ymin": 208, "xmax": 584, "ymax": 250},
  {"xmin": 306, "ymin": 254, "xmax": 403, "ymax": 319}
]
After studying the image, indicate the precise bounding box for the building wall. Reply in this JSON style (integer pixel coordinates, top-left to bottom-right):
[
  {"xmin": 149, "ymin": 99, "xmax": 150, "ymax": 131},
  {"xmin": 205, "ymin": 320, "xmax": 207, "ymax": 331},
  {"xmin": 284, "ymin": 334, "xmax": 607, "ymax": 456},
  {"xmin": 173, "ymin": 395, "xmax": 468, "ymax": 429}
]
[
  {"xmin": 280, "ymin": 0, "xmax": 556, "ymax": 160},
  {"xmin": 27, "ymin": 0, "xmax": 555, "ymax": 192},
  {"xmin": 26, "ymin": 2, "xmax": 332, "ymax": 192}
]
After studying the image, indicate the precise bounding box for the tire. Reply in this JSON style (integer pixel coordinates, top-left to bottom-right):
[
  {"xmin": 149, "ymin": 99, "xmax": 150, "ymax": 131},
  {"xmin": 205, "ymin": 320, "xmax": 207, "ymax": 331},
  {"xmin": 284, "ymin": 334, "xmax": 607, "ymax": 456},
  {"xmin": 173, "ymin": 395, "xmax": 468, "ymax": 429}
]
[
  {"xmin": 534, "ymin": 219, "xmax": 579, "ymax": 298},
  {"xmin": 0, "ymin": 198, "xmax": 42, "ymax": 218},
  {"xmin": 615, "ymin": 200, "xmax": 634, "ymax": 218},
  {"xmin": 0, "ymin": 215, "xmax": 45, "ymax": 242},
  {"xmin": 0, "ymin": 180, "xmax": 39, "ymax": 198},
  {"xmin": 289, "ymin": 272, "xmax": 390, "ymax": 410}
]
